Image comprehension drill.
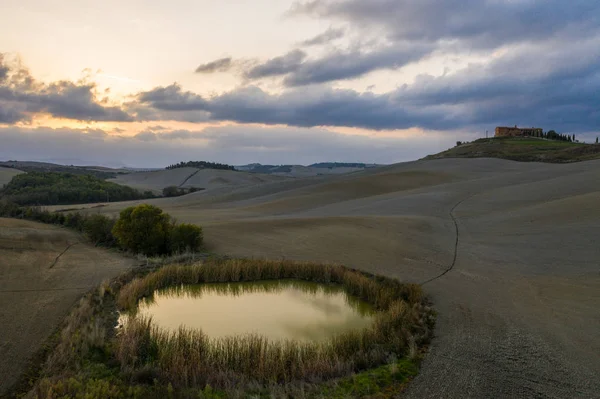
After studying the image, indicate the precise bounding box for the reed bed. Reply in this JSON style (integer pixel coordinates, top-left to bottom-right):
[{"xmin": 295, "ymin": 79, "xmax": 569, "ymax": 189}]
[{"xmin": 116, "ymin": 258, "xmax": 433, "ymax": 389}]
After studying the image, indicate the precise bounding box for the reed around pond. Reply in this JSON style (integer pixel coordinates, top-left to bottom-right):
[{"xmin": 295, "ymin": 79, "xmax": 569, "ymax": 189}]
[{"xmin": 116, "ymin": 259, "xmax": 434, "ymax": 389}]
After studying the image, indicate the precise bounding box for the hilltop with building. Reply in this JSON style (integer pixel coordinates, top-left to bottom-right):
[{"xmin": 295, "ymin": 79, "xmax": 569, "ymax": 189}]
[{"xmin": 424, "ymin": 135, "xmax": 600, "ymax": 163}]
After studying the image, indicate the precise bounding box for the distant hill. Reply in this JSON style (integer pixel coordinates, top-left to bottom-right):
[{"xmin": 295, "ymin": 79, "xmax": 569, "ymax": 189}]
[
  {"xmin": 424, "ymin": 137, "xmax": 600, "ymax": 163},
  {"xmin": 166, "ymin": 161, "xmax": 235, "ymax": 171},
  {"xmin": 236, "ymin": 162, "xmax": 382, "ymax": 177},
  {"xmin": 309, "ymin": 162, "xmax": 379, "ymax": 169},
  {"xmin": 0, "ymin": 160, "xmax": 126, "ymax": 179},
  {"xmin": 108, "ymin": 167, "xmax": 289, "ymax": 195}
]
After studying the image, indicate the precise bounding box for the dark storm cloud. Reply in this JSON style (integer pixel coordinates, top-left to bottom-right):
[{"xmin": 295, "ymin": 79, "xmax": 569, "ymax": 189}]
[
  {"xmin": 282, "ymin": 43, "xmax": 432, "ymax": 86},
  {"xmin": 291, "ymin": 0, "xmax": 600, "ymax": 48},
  {"xmin": 0, "ymin": 54, "xmax": 132, "ymax": 123},
  {"xmin": 246, "ymin": 0, "xmax": 599, "ymax": 86},
  {"xmin": 245, "ymin": 49, "xmax": 307, "ymax": 79},
  {"xmin": 195, "ymin": 57, "xmax": 233, "ymax": 73},
  {"xmin": 300, "ymin": 27, "xmax": 345, "ymax": 46},
  {"xmin": 134, "ymin": 83, "xmax": 460, "ymax": 130}
]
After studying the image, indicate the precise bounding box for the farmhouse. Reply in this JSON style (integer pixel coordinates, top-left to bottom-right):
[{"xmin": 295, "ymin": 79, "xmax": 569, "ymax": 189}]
[{"xmin": 495, "ymin": 126, "xmax": 543, "ymax": 137}]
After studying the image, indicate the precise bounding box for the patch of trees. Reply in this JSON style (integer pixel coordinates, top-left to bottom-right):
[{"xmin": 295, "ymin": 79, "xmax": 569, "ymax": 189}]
[
  {"xmin": 162, "ymin": 186, "xmax": 203, "ymax": 197},
  {"xmin": 0, "ymin": 172, "xmax": 155, "ymax": 205},
  {"xmin": 0, "ymin": 201, "xmax": 203, "ymax": 256},
  {"xmin": 543, "ymin": 130, "xmax": 575, "ymax": 142},
  {"xmin": 0, "ymin": 161, "xmax": 119, "ymax": 179},
  {"xmin": 165, "ymin": 161, "xmax": 235, "ymax": 171}
]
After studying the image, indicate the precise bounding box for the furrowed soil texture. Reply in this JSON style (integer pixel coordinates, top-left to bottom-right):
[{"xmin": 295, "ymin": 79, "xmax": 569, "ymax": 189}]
[{"xmin": 0, "ymin": 218, "xmax": 135, "ymax": 396}]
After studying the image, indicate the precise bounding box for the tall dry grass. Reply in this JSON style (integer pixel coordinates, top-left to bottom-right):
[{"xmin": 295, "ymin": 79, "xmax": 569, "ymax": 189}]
[
  {"xmin": 117, "ymin": 258, "xmax": 423, "ymax": 311},
  {"xmin": 115, "ymin": 259, "xmax": 433, "ymax": 389}
]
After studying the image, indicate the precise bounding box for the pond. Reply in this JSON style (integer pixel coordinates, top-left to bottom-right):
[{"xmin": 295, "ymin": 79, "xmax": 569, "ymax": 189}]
[{"xmin": 124, "ymin": 279, "xmax": 375, "ymax": 342}]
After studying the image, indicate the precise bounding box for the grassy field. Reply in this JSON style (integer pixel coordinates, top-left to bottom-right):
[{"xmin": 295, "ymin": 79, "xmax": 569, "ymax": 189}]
[{"xmin": 424, "ymin": 136, "xmax": 600, "ymax": 163}]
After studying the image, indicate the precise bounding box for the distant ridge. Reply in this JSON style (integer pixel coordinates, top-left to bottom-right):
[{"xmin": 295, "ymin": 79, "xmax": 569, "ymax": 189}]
[{"xmin": 236, "ymin": 162, "xmax": 382, "ymax": 177}]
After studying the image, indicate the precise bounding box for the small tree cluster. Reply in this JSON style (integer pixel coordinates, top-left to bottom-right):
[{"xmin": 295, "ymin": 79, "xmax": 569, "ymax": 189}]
[
  {"xmin": 544, "ymin": 130, "xmax": 575, "ymax": 142},
  {"xmin": 165, "ymin": 161, "xmax": 235, "ymax": 171},
  {"xmin": 112, "ymin": 204, "xmax": 203, "ymax": 256},
  {"xmin": 162, "ymin": 186, "xmax": 203, "ymax": 197}
]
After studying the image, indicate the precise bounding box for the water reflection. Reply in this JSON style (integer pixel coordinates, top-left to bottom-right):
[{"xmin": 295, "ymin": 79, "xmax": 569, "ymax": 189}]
[{"xmin": 125, "ymin": 280, "xmax": 375, "ymax": 342}]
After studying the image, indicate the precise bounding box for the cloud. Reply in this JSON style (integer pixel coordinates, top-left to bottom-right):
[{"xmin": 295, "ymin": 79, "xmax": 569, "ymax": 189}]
[
  {"xmin": 243, "ymin": 42, "xmax": 431, "ymax": 86},
  {"xmin": 128, "ymin": 30, "xmax": 600, "ymax": 134},
  {"xmin": 300, "ymin": 27, "xmax": 345, "ymax": 46},
  {"xmin": 136, "ymin": 83, "xmax": 208, "ymax": 111},
  {"xmin": 195, "ymin": 57, "xmax": 233, "ymax": 73},
  {"xmin": 245, "ymin": 50, "xmax": 307, "ymax": 79},
  {"xmin": 0, "ymin": 125, "xmax": 456, "ymax": 168},
  {"xmin": 133, "ymin": 131, "xmax": 157, "ymax": 141},
  {"xmin": 0, "ymin": 53, "xmax": 132, "ymax": 123},
  {"xmin": 133, "ymin": 83, "xmax": 458, "ymax": 130},
  {"xmin": 291, "ymin": 0, "xmax": 600, "ymax": 50},
  {"xmin": 283, "ymin": 43, "xmax": 432, "ymax": 86}
]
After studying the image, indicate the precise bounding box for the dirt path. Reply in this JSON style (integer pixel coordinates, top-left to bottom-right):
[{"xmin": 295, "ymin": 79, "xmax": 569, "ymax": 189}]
[{"xmin": 0, "ymin": 219, "xmax": 135, "ymax": 396}]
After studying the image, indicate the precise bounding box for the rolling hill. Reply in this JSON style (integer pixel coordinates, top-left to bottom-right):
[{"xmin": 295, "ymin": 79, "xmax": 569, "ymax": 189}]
[
  {"xmin": 75, "ymin": 157, "xmax": 600, "ymax": 398},
  {"xmin": 108, "ymin": 167, "xmax": 290, "ymax": 195},
  {"xmin": 424, "ymin": 136, "xmax": 600, "ymax": 163}
]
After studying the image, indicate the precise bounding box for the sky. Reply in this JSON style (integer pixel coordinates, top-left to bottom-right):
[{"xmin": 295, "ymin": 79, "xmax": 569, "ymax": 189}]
[{"xmin": 1, "ymin": 0, "xmax": 599, "ymax": 167}]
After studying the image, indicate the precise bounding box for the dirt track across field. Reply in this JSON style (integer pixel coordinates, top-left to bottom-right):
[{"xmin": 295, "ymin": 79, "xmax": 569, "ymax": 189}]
[
  {"xmin": 0, "ymin": 219, "xmax": 135, "ymax": 396},
  {"xmin": 79, "ymin": 157, "xmax": 599, "ymax": 398}
]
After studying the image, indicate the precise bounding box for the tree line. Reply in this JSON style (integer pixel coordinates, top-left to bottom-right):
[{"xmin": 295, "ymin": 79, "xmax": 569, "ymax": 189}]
[
  {"xmin": 0, "ymin": 172, "xmax": 155, "ymax": 205},
  {"xmin": 165, "ymin": 161, "xmax": 235, "ymax": 171},
  {"xmin": 544, "ymin": 130, "xmax": 576, "ymax": 142}
]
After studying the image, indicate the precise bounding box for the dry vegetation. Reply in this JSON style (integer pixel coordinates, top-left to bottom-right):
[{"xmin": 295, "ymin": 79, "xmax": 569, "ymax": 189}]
[
  {"xmin": 116, "ymin": 259, "xmax": 432, "ymax": 388},
  {"xmin": 28, "ymin": 258, "xmax": 433, "ymax": 398}
]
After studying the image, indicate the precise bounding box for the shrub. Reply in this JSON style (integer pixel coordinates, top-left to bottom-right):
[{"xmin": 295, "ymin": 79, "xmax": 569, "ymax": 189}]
[
  {"xmin": 0, "ymin": 199, "xmax": 20, "ymax": 217},
  {"xmin": 83, "ymin": 214, "xmax": 117, "ymax": 246},
  {"xmin": 64, "ymin": 213, "xmax": 86, "ymax": 231},
  {"xmin": 112, "ymin": 204, "xmax": 172, "ymax": 256},
  {"xmin": 169, "ymin": 223, "xmax": 203, "ymax": 253},
  {"xmin": 162, "ymin": 186, "xmax": 182, "ymax": 197}
]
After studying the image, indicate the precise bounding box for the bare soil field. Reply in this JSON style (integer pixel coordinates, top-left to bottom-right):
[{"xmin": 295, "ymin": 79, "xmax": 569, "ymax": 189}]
[
  {"xmin": 78, "ymin": 157, "xmax": 600, "ymax": 398},
  {"xmin": 108, "ymin": 167, "xmax": 290, "ymax": 194},
  {"xmin": 0, "ymin": 219, "xmax": 135, "ymax": 396}
]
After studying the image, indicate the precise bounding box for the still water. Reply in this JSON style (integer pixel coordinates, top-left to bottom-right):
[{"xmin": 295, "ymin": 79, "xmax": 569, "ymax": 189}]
[{"xmin": 129, "ymin": 280, "xmax": 375, "ymax": 342}]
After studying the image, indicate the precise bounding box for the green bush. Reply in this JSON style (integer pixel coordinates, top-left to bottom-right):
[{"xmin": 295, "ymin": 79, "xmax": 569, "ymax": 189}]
[
  {"xmin": 112, "ymin": 204, "xmax": 172, "ymax": 256},
  {"xmin": 64, "ymin": 213, "xmax": 85, "ymax": 231},
  {"xmin": 162, "ymin": 186, "xmax": 183, "ymax": 197},
  {"xmin": 84, "ymin": 214, "xmax": 117, "ymax": 246},
  {"xmin": 169, "ymin": 223, "xmax": 203, "ymax": 253}
]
